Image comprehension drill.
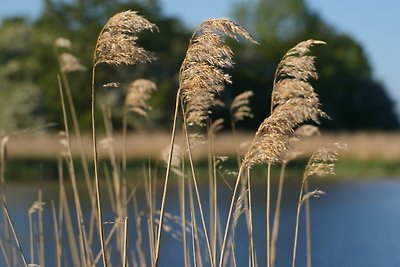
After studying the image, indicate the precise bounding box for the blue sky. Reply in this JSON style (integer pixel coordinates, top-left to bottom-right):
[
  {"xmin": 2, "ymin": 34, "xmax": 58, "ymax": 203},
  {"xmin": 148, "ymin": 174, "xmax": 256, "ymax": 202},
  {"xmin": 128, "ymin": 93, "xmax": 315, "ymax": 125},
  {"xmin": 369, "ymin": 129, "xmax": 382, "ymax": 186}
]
[{"xmin": 1, "ymin": 0, "xmax": 399, "ymax": 115}]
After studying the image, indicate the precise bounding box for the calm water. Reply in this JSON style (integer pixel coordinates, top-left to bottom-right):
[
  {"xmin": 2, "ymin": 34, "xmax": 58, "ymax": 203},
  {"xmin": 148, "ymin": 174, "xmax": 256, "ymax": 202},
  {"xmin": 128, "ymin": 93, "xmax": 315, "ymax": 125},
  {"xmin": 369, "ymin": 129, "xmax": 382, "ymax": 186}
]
[{"xmin": 2, "ymin": 178, "xmax": 400, "ymax": 266}]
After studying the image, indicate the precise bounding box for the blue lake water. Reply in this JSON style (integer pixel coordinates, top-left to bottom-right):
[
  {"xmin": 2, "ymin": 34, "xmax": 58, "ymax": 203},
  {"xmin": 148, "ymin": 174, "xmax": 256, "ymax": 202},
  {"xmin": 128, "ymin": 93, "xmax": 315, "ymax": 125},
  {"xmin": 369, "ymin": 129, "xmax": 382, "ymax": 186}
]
[{"xmin": 1, "ymin": 178, "xmax": 400, "ymax": 266}]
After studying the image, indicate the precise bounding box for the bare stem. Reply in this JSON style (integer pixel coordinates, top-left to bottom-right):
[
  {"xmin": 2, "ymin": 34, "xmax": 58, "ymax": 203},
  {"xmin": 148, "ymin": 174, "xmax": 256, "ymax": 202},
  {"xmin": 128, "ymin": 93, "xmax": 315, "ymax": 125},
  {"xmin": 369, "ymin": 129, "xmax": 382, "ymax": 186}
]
[
  {"xmin": 181, "ymin": 102, "xmax": 214, "ymax": 267},
  {"xmin": 218, "ymin": 165, "xmax": 245, "ymax": 267},
  {"xmin": 304, "ymin": 180, "xmax": 312, "ymax": 267},
  {"xmin": 292, "ymin": 178, "xmax": 306, "ymax": 267},
  {"xmin": 271, "ymin": 163, "xmax": 287, "ymax": 267},
  {"xmin": 91, "ymin": 66, "xmax": 108, "ymax": 267},
  {"xmin": 266, "ymin": 163, "xmax": 272, "ymax": 267},
  {"xmin": 154, "ymin": 89, "xmax": 180, "ymax": 266}
]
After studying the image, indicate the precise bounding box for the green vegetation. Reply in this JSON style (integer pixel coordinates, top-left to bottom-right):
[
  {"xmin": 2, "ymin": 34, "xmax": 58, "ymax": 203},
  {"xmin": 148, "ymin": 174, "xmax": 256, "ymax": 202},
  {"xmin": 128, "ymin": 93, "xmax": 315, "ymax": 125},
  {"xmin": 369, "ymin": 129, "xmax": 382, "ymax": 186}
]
[{"xmin": 0, "ymin": 0, "xmax": 398, "ymax": 132}]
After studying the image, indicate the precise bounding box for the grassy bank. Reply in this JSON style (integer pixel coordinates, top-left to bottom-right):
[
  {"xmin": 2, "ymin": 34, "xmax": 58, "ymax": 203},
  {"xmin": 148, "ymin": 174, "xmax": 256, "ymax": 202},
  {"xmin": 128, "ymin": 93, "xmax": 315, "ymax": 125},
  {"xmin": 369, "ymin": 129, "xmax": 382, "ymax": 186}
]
[{"xmin": 3, "ymin": 156, "xmax": 399, "ymax": 183}]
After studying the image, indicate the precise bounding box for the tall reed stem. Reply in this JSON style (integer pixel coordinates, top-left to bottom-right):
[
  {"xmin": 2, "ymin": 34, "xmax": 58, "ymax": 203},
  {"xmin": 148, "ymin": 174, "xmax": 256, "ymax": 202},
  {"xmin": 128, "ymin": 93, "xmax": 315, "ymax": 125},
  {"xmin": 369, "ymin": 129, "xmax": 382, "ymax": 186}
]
[
  {"xmin": 154, "ymin": 89, "xmax": 180, "ymax": 266},
  {"xmin": 271, "ymin": 163, "xmax": 287, "ymax": 267},
  {"xmin": 91, "ymin": 66, "xmax": 108, "ymax": 267},
  {"xmin": 292, "ymin": 178, "xmax": 306, "ymax": 267},
  {"xmin": 304, "ymin": 180, "xmax": 312, "ymax": 267},
  {"xmin": 219, "ymin": 165, "xmax": 245, "ymax": 267},
  {"xmin": 266, "ymin": 164, "xmax": 272, "ymax": 267},
  {"xmin": 181, "ymin": 101, "xmax": 214, "ymax": 267},
  {"xmin": 59, "ymin": 76, "xmax": 89, "ymax": 267},
  {"xmin": 247, "ymin": 169, "xmax": 256, "ymax": 267}
]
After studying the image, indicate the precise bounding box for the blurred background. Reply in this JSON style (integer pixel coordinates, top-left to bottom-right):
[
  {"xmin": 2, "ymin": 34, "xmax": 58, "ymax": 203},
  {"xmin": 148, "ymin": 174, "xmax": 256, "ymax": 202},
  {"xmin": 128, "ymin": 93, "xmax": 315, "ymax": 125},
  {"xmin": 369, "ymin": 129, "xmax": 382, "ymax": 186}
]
[
  {"xmin": 1, "ymin": 1, "xmax": 400, "ymax": 266},
  {"xmin": 1, "ymin": 0, "xmax": 399, "ymax": 131}
]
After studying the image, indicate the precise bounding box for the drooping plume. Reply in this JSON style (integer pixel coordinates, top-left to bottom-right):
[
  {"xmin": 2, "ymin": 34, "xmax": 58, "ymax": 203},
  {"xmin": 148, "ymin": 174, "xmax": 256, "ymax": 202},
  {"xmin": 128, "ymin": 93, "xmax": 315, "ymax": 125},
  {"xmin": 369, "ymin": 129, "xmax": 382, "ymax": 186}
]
[
  {"xmin": 125, "ymin": 79, "xmax": 157, "ymax": 116},
  {"xmin": 304, "ymin": 142, "xmax": 347, "ymax": 179},
  {"xmin": 179, "ymin": 18, "xmax": 257, "ymax": 126},
  {"xmin": 230, "ymin": 90, "xmax": 254, "ymax": 123},
  {"xmin": 94, "ymin": 10, "xmax": 157, "ymax": 66},
  {"xmin": 243, "ymin": 40, "xmax": 326, "ymax": 168}
]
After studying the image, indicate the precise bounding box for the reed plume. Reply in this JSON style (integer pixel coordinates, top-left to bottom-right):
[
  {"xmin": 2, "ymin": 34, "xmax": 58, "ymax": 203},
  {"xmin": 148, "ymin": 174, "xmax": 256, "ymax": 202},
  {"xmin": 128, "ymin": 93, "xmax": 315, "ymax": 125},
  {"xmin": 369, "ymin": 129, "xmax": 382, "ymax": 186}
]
[
  {"xmin": 94, "ymin": 10, "xmax": 157, "ymax": 66},
  {"xmin": 244, "ymin": 39, "xmax": 326, "ymax": 168},
  {"xmin": 179, "ymin": 18, "xmax": 257, "ymax": 126},
  {"xmin": 125, "ymin": 79, "xmax": 157, "ymax": 116},
  {"xmin": 92, "ymin": 10, "xmax": 157, "ymax": 267},
  {"xmin": 230, "ymin": 90, "xmax": 254, "ymax": 123},
  {"xmin": 155, "ymin": 18, "xmax": 257, "ymax": 267},
  {"xmin": 304, "ymin": 142, "xmax": 348, "ymax": 178},
  {"xmin": 292, "ymin": 142, "xmax": 347, "ymax": 267},
  {"xmin": 220, "ymin": 39, "xmax": 326, "ymax": 267},
  {"xmin": 59, "ymin": 53, "xmax": 87, "ymax": 73}
]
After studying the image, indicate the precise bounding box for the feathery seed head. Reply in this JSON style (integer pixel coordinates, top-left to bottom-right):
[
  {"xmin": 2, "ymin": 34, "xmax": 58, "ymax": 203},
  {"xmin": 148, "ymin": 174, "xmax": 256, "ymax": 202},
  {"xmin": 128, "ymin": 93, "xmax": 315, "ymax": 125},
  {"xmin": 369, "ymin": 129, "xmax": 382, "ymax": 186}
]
[
  {"xmin": 53, "ymin": 37, "xmax": 72, "ymax": 49},
  {"xmin": 59, "ymin": 52, "xmax": 87, "ymax": 73},
  {"xmin": 125, "ymin": 79, "xmax": 157, "ymax": 116},
  {"xmin": 243, "ymin": 40, "xmax": 326, "ymax": 168},
  {"xmin": 94, "ymin": 10, "xmax": 157, "ymax": 66},
  {"xmin": 271, "ymin": 39, "xmax": 326, "ymax": 119},
  {"xmin": 180, "ymin": 18, "xmax": 256, "ymax": 127},
  {"xmin": 230, "ymin": 90, "xmax": 254, "ymax": 123},
  {"xmin": 304, "ymin": 142, "xmax": 347, "ymax": 179},
  {"xmin": 243, "ymin": 107, "xmax": 296, "ymax": 168}
]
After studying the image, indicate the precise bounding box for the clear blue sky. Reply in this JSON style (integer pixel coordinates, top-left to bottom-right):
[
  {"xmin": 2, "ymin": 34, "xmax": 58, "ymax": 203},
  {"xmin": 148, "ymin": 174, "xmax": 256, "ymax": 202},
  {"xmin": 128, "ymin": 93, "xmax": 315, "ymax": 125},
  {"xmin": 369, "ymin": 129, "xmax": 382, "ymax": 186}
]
[{"xmin": 1, "ymin": 0, "xmax": 399, "ymax": 115}]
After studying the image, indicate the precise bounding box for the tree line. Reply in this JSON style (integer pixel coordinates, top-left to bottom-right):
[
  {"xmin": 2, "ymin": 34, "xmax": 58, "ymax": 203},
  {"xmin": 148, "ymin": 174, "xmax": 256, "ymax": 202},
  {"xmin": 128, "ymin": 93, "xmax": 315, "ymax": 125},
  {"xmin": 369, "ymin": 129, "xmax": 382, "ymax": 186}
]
[{"xmin": 0, "ymin": 0, "xmax": 398, "ymax": 132}]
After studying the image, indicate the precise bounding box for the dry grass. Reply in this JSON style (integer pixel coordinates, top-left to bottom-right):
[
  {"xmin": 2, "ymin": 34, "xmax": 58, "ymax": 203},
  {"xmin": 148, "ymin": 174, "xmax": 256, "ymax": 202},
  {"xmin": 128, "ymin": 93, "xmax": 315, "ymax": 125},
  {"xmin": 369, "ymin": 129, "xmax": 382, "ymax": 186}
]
[{"xmin": 2, "ymin": 131, "xmax": 399, "ymax": 161}]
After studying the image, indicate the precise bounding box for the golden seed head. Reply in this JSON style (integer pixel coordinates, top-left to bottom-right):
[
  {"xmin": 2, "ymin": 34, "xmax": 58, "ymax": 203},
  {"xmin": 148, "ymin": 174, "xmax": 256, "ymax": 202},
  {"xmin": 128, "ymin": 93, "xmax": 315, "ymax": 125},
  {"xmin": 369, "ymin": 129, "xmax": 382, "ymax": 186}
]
[
  {"xmin": 179, "ymin": 18, "xmax": 256, "ymax": 127},
  {"xmin": 94, "ymin": 10, "xmax": 157, "ymax": 66}
]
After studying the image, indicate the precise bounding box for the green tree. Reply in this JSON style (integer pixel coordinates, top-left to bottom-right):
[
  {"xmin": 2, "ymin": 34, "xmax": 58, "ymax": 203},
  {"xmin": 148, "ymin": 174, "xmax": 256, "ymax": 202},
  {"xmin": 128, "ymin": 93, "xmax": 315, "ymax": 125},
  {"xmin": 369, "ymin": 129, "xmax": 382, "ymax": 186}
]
[
  {"xmin": 228, "ymin": 0, "xmax": 399, "ymax": 130},
  {"xmin": 0, "ymin": 0, "xmax": 191, "ymax": 131},
  {"xmin": 0, "ymin": 18, "xmax": 44, "ymax": 131},
  {"xmin": 0, "ymin": 0, "xmax": 398, "ymax": 132}
]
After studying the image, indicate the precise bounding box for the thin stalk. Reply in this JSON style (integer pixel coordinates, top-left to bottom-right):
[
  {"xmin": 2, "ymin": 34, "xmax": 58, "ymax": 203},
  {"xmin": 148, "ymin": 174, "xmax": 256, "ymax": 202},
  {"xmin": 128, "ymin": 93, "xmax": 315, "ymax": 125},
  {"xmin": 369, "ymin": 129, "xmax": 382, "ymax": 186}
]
[
  {"xmin": 247, "ymin": 168, "xmax": 256, "ymax": 267},
  {"xmin": 54, "ymin": 47, "xmax": 93, "ymax": 199},
  {"xmin": 56, "ymin": 158, "xmax": 65, "ymax": 267},
  {"xmin": 132, "ymin": 194, "xmax": 146, "ymax": 267},
  {"xmin": 208, "ymin": 122, "xmax": 218, "ymax": 263},
  {"xmin": 91, "ymin": 65, "xmax": 108, "ymax": 267},
  {"xmin": 38, "ymin": 180, "xmax": 45, "ymax": 267},
  {"xmin": 207, "ymin": 126, "xmax": 215, "ymax": 262},
  {"xmin": 123, "ymin": 217, "xmax": 128, "ymax": 267},
  {"xmin": 178, "ymin": 144, "xmax": 190, "ymax": 267},
  {"xmin": 0, "ymin": 136, "xmax": 12, "ymax": 267},
  {"xmin": 154, "ymin": 89, "xmax": 180, "ymax": 266},
  {"xmin": 121, "ymin": 106, "xmax": 129, "ymax": 235},
  {"xmin": 218, "ymin": 165, "xmax": 245, "ymax": 267},
  {"xmin": 0, "ymin": 194, "xmax": 28, "ymax": 266},
  {"xmin": 51, "ymin": 201, "xmax": 62, "ymax": 267},
  {"xmin": 271, "ymin": 163, "xmax": 287, "ymax": 267},
  {"xmin": 0, "ymin": 234, "xmax": 11, "ymax": 267},
  {"xmin": 266, "ymin": 164, "xmax": 272, "ymax": 267},
  {"xmin": 188, "ymin": 173, "xmax": 202, "ymax": 267},
  {"xmin": 292, "ymin": 178, "xmax": 306, "ymax": 267},
  {"xmin": 94, "ymin": 221, "xmax": 120, "ymax": 264},
  {"xmin": 145, "ymin": 162, "xmax": 155, "ymax": 267},
  {"xmin": 28, "ymin": 208, "xmax": 34, "ymax": 265},
  {"xmin": 231, "ymin": 119, "xmax": 256, "ymax": 267},
  {"xmin": 304, "ymin": 180, "xmax": 312, "ymax": 267},
  {"xmin": 59, "ymin": 157, "xmax": 81, "ymax": 267},
  {"xmin": 59, "ymin": 76, "xmax": 89, "ymax": 266},
  {"xmin": 181, "ymin": 100, "xmax": 214, "ymax": 267},
  {"xmin": 102, "ymin": 106, "xmax": 124, "ymax": 261},
  {"xmin": 178, "ymin": 149, "xmax": 189, "ymax": 267}
]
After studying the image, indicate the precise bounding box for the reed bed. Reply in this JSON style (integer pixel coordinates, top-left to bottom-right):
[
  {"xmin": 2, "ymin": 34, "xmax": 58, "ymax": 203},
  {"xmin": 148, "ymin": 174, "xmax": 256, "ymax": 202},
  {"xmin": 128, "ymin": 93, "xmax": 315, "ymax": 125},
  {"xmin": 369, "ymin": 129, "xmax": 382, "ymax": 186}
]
[{"xmin": 0, "ymin": 10, "xmax": 350, "ymax": 267}]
